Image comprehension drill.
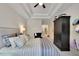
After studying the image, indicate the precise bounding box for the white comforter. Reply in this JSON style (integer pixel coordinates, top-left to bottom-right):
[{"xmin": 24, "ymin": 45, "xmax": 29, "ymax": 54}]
[{"xmin": 0, "ymin": 38, "xmax": 42, "ymax": 56}]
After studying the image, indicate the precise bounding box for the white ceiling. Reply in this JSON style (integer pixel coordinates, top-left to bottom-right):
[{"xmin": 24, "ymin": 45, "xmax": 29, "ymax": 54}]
[
  {"xmin": 7, "ymin": 3, "xmax": 73, "ymax": 20},
  {"xmin": 26, "ymin": 3, "xmax": 56, "ymax": 15}
]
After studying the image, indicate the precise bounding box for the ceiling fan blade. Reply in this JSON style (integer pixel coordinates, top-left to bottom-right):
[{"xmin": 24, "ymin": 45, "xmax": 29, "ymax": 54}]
[
  {"xmin": 34, "ymin": 3, "xmax": 39, "ymax": 7},
  {"xmin": 42, "ymin": 4, "xmax": 46, "ymax": 8}
]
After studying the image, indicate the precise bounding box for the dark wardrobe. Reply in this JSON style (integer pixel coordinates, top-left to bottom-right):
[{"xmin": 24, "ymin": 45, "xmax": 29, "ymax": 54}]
[{"xmin": 54, "ymin": 16, "xmax": 70, "ymax": 51}]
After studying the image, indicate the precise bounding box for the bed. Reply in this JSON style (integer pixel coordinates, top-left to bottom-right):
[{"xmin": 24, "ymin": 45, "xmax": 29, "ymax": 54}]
[
  {"xmin": 0, "ymin": 27, "xmax": 42, "ymax": 56},
  {"xmin": 0, "ymin": 38, "xmax": 42, "ymax": 56}
]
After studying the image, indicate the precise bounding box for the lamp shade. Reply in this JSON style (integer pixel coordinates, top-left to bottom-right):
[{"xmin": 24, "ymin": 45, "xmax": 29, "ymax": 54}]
[{"xmin": 20, "ymin": 25, "xmax": 26, "ymax": 33}]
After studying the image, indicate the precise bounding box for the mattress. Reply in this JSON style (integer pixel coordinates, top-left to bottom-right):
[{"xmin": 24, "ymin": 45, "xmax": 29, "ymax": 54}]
[{"xmin": 0, "ymin": 38, "xmax": 42, "ymax": 56}]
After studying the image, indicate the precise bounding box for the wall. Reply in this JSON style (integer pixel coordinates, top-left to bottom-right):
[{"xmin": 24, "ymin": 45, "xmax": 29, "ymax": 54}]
[
  {"xmin": 41, "ymin": 19, "xmax": 54, "ymax": 42},
  {"xmin": 0, "ymin": 4, "xmax": 26, "ymax": 29},
  {"xmin": 62, "ymin": 4, "xmax": 79, "ymax": 50},
  {"xmin": 48, "ymin": 20, "xmax": 54, "ymax": 42},
  {"xmin": 27, "ymin": 19, "xmax": 42, "ymax": 38}
]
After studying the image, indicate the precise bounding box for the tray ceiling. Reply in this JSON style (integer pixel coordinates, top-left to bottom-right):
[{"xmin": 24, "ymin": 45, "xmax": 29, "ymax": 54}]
[{"xmin": 7, "ymin": 3, "xmax": 72, "ymax": 19}]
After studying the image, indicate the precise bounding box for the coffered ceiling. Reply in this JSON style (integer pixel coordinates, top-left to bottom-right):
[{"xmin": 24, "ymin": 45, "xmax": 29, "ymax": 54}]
[{"xmin": 7, "ymin": 3, "xmax": 73, "ymax": 20}]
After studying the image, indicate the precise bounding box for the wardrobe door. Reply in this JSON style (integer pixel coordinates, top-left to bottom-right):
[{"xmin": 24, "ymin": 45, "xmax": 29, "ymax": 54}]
[
  {"xmin": 54, "ymin": 16, "xmax": 70, "ymax": 51},
  {"xmin": 54, "ymin": 18, "xmax": 62, "ymax": 50},
  {"xmin": 61, "ymin": 16, "xmax": 70, "ymax": 51}
]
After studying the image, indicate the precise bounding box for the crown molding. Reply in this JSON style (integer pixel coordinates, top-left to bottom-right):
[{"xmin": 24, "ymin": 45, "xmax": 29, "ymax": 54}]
[{"xmin": 30, "ymin": 3, "xmax": 63, "ymax": 20}]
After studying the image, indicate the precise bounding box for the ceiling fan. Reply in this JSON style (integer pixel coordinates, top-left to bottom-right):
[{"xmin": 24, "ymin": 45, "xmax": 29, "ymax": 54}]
[{"xmin": 34, "ymin": 3, "xmax": 46, "ymax": 8}]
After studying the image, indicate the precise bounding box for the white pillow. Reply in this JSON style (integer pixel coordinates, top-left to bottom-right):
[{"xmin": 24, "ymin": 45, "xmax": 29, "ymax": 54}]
[
  {"xmin": 19, "ymin": 35, "xmax": 28, "ymax": 42},
  {"xmin": 9, "ymin": 37, "xmax": 16, "ymax": 48},
  {"xmin": 14, "ymin": 37, "xmax": 25, "ymax": 48},
  {"xmin": 9, "ymin": 36, "xmax": 25, "ymax": 48}
]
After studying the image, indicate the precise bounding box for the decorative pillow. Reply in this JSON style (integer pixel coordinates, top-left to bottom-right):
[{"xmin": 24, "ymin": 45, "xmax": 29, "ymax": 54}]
[
  {"xmin": 14, "ymin": 36, "xmax": 25, "ymax": 48},
  {"xmin": 0, "ymin": 35, "xmax": 5, "ymax": 48},
  {"xmin": 9, "ymin": 35, "xmax": 26, "ymax": 48},
  {"xmin": 9, "ymin": 37, "xmax": 17, "ymax": 48},
  {"xmin": 2, "ymin": 35, "xmax": 11, "ymax": 47}
]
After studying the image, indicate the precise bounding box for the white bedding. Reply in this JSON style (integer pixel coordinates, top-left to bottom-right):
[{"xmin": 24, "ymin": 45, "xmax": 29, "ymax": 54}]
[{"xmin": 0, "ymin": 38, "xmax": 42, "ymax": 56}]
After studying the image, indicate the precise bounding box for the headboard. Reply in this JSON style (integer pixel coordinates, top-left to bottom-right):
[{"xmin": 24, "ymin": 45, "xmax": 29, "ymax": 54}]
[{"xmin": 0, "ymin": 27, "xmax": 19, "ymax": 36}]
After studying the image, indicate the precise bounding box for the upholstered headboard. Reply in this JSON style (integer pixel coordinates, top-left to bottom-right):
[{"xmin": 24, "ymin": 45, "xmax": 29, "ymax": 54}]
[{"xmin": 0, "ymin": 27, "xmax": 19, "ymax": 35}]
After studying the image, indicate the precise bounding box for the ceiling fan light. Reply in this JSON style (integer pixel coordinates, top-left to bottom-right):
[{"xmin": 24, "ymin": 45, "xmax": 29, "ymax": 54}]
[{"xmin": 39, "ymin": 3, "xmax": 43, "ymax": 5}]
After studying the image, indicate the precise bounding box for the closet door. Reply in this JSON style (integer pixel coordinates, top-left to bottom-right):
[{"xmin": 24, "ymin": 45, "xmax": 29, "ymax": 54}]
[
  {"xmin": 61, "ymin": 16, "xmax": 70, "ymax": 51},
  {"xmin": 54, "ymin": 16, "xmax": 70, "ymax": 51},
  {"xmin": 54, "ymin": 18, "xmax": 62, "ymax": 49}
]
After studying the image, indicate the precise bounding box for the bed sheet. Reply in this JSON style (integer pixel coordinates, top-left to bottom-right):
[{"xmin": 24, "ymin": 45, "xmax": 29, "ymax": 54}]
[{"xmin": 0, "ymin": 38, "xmax": 42, "ymax": 56}]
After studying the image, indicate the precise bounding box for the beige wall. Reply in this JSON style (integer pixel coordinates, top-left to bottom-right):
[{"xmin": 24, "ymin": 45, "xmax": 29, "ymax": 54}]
[
  {"xmin": 42, "ymin": 19, "xmax": 54, "ymax": 42},
  {"xmin": 0, "ymin": 4, "xmax": 26, "ymax": 29},
  {"xmin": 48, "ymin": 20, "xmax": 54, "ymax": 42}
]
